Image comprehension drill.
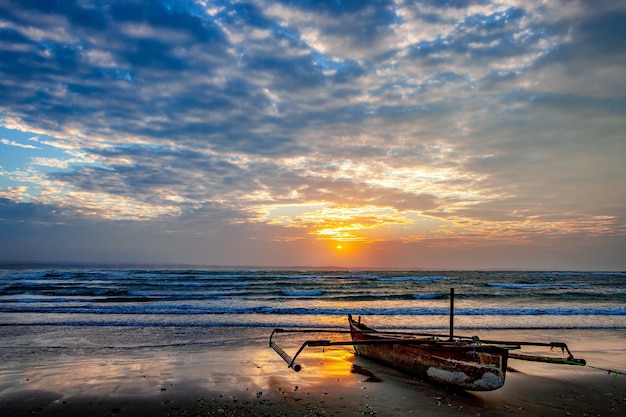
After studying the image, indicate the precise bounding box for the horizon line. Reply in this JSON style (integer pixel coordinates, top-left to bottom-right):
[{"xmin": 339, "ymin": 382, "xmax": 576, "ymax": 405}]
[{"xmin": 0, "ymin": 261, "xmax": 623, "ymax": 272}]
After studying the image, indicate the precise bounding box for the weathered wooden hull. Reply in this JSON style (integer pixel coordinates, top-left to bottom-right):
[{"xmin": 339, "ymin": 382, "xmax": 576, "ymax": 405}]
[{"xmin": 349, "ymin": 316, "xmax": 509, "ymax": 391}]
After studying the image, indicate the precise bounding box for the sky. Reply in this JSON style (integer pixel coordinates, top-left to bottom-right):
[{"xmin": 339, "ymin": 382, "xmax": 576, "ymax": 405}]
[{"xmin": 1, "ymin": 0, "xmax": 625, "ymax": 270}]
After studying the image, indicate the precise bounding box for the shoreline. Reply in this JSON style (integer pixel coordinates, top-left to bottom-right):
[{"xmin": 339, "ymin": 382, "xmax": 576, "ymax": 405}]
[{"xmin": 1, "ymin": 326, "xmax": 625, "ymax": 416}]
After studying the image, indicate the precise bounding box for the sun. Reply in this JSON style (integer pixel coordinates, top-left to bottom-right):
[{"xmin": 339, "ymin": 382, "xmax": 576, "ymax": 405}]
[
  {"xmin": 332, "ymin": 242, "xmax": 356, "ymax": 254},
  {"xmin": 327, "ymin": 240, "xmax": 361, "ymax": 259}
]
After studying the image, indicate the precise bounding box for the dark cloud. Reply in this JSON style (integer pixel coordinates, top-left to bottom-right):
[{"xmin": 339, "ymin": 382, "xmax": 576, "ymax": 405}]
[
  {"xmin": 575, "ymin": 10, "xmax": 626, "ymax": 59},
  {"xmin": 0, "ymin": 197, "xmax": 64, "ymax": 223},
  {"xmin": 310, "ymin": 0, "xmax": 398, "ymax": 45},
  {"xmin": 532, "ymin": 9, "xmax": 626, "ymax": 71},
  {"xmin": 51, "ymin": 144, "xmax": 254, "ymax": 201},
  {"xmin": 419, "ymin": 0, "xmax": 490, "ymax": 8},
  {"xmin": 409, "ymin": 6, "xmax": 531, "ymax": 65},
  {"xmin": 276, "ymin": 0, "xmax": 393, "ymax": 15},
  {"xmin": 216, "ymin": 1, "xmax": 272, "ymax": 28},
  {"xmin": 242, "ymin": 54, "xmax": 325, "ymax": 89}
]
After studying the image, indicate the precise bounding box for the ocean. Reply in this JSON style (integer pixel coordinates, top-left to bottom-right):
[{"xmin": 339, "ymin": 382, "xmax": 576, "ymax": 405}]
[{"xmin": 1, "ymin": 269, "xmax": 624, "ymax": 332}]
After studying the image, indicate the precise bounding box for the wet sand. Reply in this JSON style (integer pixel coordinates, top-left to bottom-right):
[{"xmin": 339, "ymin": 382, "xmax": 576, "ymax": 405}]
[{"xmin": 0, "ymin": 327, "xmax": 624, "ymax": 416}]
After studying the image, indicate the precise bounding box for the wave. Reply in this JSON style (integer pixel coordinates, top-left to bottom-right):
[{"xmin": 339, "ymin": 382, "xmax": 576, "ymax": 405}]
[
  {"xmin": 1, "ymin": 304, "xmax": 624, "ymax": 316},
  {"xmin": 488, "ymin": 282, "xmax": 592, "ymax": 289},
  {"xmin": 2, "ymin": 269, "xmax": 624, "ymax": 333},
  {"xmin": 281, "ymin": 290, "xmax": 323, "ymax": 297},
  {"xmin": 377, "ymin": 275, "xmax": 449, "ymax": 283},
  {"xmin": 412, "ymin": 293, "xmax": 441, "ymax": 299},
  {"xmin": 2, "ymin": 291, "xmax": 449, "ymax": 303},
  {"xmin": 325, "ymin": 293, "xmax": 441, "ymax": 301},
  {"xmin": 3, "ymin": 320, "xmax": 624, "ymax": 331}
]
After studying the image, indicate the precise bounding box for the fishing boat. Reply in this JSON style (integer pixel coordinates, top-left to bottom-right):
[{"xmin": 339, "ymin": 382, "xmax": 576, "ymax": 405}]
[
  {"xmin": 269, "ymin": 288, "xmax": 587, "ymax": 391},
  {"xmin": 347, "ymin": 314, "xmax": 509, "ymax": 390}
]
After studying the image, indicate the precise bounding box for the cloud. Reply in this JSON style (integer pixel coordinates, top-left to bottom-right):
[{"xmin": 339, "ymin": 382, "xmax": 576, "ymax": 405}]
[
  {"xmin": 0, "ymin": 186, "xmax": 28, "ymax": 200},
  {"xmin": 0, "ymin": 0, "xmax": 624, "ymax": 268},
  {"xmin": 1, "ymin": 138, "xmax": 40, "ymax": 149}
]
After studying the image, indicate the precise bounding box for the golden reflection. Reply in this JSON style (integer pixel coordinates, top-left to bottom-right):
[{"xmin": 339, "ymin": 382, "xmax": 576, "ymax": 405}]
[
  {"xmin": 297, "ymin": 347, "xmax": 355, "ymax": 379},
  {"xmin": 264, "ymin": 331, "xmax": 356, "ymax": 383}
]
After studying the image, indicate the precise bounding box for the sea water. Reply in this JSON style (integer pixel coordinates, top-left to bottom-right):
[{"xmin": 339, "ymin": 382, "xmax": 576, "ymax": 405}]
[{"xmin": 1, "ymin": 269, "xmax": 624, "ymax": 331}]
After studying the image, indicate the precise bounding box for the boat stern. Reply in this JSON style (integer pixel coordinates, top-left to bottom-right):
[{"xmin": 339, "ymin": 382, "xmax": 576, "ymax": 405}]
[{"xmin": 425, "ymin": 355, "xmax": 507, "ymax": 391}]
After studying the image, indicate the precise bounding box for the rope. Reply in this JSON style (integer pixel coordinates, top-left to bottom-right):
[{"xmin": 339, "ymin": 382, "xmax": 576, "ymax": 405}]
[{"xmin": 585, "ymin": 364, "xmax": 626, "ymax": 377}]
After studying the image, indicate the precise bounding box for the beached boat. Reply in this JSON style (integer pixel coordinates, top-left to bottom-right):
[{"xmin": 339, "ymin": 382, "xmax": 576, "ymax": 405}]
[
  {"xmin": 347, "ymin": 314, "xmax": 509, "ymax": 391},
  {"xmin": 269, "ymin": 289, "xmax": 587, "ymax": 391}
]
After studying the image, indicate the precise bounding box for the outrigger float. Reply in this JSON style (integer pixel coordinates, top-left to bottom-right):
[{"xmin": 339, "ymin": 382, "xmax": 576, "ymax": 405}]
[{"xmin": 269, "ymin": 288, "xmax": 587, "ymax": 391}]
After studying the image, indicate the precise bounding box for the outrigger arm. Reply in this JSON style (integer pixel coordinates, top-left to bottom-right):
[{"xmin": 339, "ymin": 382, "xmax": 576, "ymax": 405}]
[
  {"xmin": 269, "ymin": 329, "xmax": 332, "ymax": 372},
  {"xmin": 475, "ymin": 339, "xmax": 586, "ymax": 365},
  {"xmin": 269, "ymin": 328, "xmax": 472, "ymax": 372},
  {"xmin": 269, "ymin": 327, "xmax": 586, "ymax": 373}
]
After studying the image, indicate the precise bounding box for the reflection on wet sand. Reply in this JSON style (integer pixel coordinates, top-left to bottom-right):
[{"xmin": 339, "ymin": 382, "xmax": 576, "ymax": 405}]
[{"xmin": 1, "ymin": 327, "xmax": 625, "ymax": 417}]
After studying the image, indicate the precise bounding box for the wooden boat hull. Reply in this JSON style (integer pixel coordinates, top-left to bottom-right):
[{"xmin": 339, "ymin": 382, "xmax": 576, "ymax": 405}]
[{"xmin": 349, "ymin": 316, "xmax": 509, "ymax": 391}]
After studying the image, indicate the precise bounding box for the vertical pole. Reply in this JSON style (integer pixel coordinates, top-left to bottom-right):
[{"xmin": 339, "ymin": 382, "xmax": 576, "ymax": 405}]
[{"xmin": 449, "ymin": 287, "xmax": 455, "ymax": 341}]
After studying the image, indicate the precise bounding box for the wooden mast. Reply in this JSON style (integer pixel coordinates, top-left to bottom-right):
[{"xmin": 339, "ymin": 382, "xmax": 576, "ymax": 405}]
[{"xmin": 449, "ymin": 287, "xmax": 455, "ymax": 341}]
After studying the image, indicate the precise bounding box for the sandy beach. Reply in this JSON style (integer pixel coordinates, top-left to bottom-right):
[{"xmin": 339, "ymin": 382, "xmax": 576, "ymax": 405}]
[{"xmin": 1, "ymin": 326, "xmax": 624, "ymax": 417}]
